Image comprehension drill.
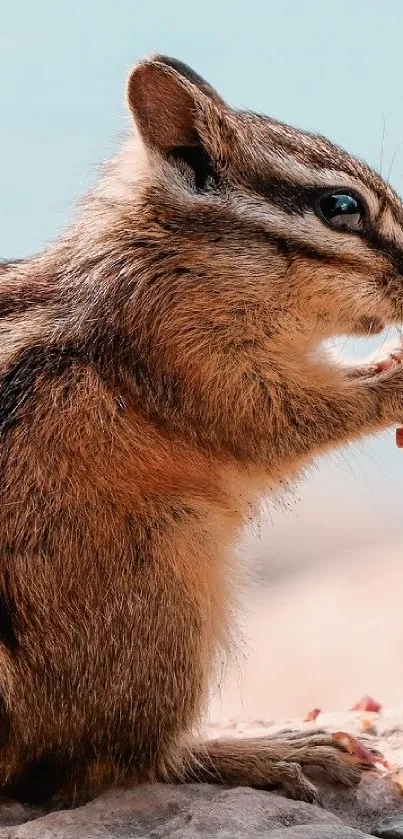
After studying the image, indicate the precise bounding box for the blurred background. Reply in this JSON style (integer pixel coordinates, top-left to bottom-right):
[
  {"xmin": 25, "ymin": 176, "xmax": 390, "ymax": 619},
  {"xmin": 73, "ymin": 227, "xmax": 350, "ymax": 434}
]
[{"xmin": 1, "ymin": 0, "xmax": 403, "ymax": 721}]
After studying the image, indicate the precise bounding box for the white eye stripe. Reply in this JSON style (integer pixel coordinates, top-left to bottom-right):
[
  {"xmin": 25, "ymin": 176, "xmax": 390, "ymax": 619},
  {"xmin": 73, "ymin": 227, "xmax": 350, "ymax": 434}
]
[
  {"xmin": 209, "ymin": 111, "xmax": 403, "ymax": 251},
  {"xmin": 169, "ymin": 145, "xmax": 402, "ymax": 262},
  {"xmin": 256, "ymin": 150, "xmax": 380, "ymax": 215},
  {"xmin": 252, "ymin": 153, "xmax": 403, "ymax": 255},
  {"xmin": 226, "ymin": 192, "xmax": 372, "ymax": 261}
]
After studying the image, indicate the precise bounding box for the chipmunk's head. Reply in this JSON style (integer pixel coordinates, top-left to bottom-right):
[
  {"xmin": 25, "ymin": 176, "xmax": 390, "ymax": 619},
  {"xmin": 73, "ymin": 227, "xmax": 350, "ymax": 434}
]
[{"xmin": 125, "ymin": 56, "xmax": 403, "ymax": 349}]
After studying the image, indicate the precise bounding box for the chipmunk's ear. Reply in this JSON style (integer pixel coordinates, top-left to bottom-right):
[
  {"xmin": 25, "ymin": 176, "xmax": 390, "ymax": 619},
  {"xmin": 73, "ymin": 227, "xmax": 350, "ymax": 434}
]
[{"xmin": 126, "ymin": 55, "xmax": 226, "ymax": 155}]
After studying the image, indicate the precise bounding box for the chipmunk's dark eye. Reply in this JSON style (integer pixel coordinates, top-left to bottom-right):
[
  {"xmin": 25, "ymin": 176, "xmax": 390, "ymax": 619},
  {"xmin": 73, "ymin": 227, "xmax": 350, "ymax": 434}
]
[{"xmin": 317, "ymin": 192, "xmax": 365, "ymax": 231}]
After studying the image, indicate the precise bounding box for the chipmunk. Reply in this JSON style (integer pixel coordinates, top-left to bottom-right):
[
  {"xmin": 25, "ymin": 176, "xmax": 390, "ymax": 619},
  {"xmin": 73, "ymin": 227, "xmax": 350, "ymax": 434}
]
[{"xmin": 0, "ymin": 54, "xmax": 402, "ymax": 805}]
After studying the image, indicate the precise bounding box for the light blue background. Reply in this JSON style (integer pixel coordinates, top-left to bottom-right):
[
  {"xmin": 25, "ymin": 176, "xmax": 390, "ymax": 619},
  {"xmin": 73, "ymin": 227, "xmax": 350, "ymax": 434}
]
[{"xmin": 1, "ymin": 0, "xmax": 403, "ymax": 559}]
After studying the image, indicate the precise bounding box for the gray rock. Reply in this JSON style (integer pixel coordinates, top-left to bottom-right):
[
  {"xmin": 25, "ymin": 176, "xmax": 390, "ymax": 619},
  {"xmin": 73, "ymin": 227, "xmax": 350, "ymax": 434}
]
[
  {"xmin": 267, "ymin": 828, "xmax": 373, "ymax": 838},
  {"xmin": 372, "ymin": 813, "xmax": 403, "ymax": 837},
  {"xmin": 0, "ymin": 784, "xmax": 340, "ymax": 839},
  {"xmin": 319, "ymin": 774, "xmax": 403, "ymax": 833},
  {"xmin": 2, "ymin": 711, "xmax": 403, "ymax": 836},
  {"xmin": 0, "ymin": 775, "xmax": 400, "ymax": 837},
  {"xmin": 0, "ymin": 799, "xmax": 47, "ymax": 828}
]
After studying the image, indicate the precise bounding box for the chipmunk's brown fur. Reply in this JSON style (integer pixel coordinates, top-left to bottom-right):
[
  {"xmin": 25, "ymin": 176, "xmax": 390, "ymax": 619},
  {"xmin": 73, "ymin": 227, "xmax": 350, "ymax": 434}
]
[{"xmin": 0, "ymin": 55, "xmax": 402, "ymax": 804}]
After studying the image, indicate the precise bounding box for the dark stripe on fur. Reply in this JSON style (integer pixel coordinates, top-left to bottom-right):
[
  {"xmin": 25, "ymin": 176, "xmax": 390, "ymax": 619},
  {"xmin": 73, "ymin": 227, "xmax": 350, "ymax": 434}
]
[
  {"xmin": 0, "ymin": 596, "xmax": 18, "ymax": 654},
  {"xmin": 246, "ymin": 114, "xmax": 387, "ymax": 197},
  {"xmin": 363, "ymin": 229, "xmax": 403, "ymax": 274},
  {"xmin": 0, "ymin": 346, "xmax": 80, "ymax": 436},
  {"xmin": 238, "ymin": 173, "xmax": 403, "ymax": 267},
  {"xmin": 0, "ymin": 568, "xmax": 18, "ymax": 654},
  {"xmin": 0, "ymin": 287, "xmax": 56, "ymax": 319},
  {"xmin": 246, "ymin": 176, "xmax": 324, "ymax": 215}
]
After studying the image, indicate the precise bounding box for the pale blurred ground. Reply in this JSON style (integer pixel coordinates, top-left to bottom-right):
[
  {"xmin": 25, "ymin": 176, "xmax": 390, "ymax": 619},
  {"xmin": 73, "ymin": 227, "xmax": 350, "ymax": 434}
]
[
  {"xmin": 209, "ymin": 540, "xmax": 403, "ymax": 720},
  {"xmin": 2, "ymin": 1, "xmax": 403, "ymax": 722},
  {"xmin": 209, "ymin": 445, "xmax": 403, "ymax": 721}
]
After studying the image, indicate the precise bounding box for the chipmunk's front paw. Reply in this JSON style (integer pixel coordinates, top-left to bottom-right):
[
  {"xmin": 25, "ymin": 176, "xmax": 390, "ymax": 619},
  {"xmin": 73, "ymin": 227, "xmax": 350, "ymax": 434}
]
[{"xmin": 345, "ymin": 339, "xmax": 403, "ymax": 379}]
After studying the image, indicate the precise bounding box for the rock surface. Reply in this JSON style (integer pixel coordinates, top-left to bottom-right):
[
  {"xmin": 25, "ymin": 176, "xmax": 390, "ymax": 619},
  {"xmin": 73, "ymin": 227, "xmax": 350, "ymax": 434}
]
[{"xmin": 0, "ymin": 711, "xmax": 403, "ymax": 838}]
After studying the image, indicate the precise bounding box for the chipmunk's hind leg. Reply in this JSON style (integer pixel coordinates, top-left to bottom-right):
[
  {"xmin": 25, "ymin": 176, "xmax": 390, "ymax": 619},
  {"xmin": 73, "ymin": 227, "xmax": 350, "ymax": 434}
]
[{"xmin": 164, "ymin": 732, "xmax": 377, "ymax": 802}]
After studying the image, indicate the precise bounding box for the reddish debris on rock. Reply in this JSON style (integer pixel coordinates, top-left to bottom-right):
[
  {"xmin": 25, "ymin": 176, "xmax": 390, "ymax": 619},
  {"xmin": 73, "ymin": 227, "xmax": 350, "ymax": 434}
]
[
  {"xmin": 303, "ymin": 708, "xmax": 321, "ymax": 722},
  {"xmin": 350, "ymin": 695, "xmax": 382, "ymax": 713},
  {"xmin": 331, "ymin": 731, "xmax": 388, "ymax": 768}
]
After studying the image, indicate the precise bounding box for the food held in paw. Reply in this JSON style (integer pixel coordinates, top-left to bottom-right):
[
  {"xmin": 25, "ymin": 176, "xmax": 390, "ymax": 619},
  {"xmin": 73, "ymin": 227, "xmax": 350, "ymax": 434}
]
[{"xmin": 396, "ymin": 428, "xmax": 403, "ymax": 448}]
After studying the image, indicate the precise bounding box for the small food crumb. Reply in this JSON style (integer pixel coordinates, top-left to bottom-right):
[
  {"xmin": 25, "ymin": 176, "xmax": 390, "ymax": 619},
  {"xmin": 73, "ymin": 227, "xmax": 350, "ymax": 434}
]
[
  {"xmin": 359, "ymin": 718, "xmax": 377, "ymax": 735},
  {"xmin": 303, "ymin": 708, "xmax": 321, "ymax": 722},
  {"xmin": 350, "ymin": 695, "xmax": 382, "ymax": 713}
]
